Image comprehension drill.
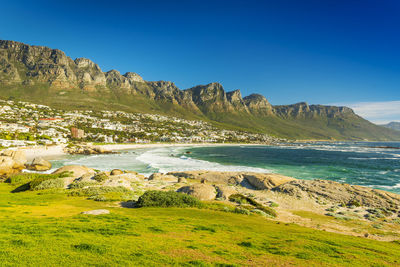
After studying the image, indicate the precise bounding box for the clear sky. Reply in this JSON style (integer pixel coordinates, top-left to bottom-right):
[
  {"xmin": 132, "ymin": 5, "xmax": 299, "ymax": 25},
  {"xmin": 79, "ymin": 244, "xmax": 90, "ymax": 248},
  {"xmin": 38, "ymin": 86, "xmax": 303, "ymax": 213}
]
[{"xmin": 1, "ymin": 0, "xmax": 399, "ymax": 122}]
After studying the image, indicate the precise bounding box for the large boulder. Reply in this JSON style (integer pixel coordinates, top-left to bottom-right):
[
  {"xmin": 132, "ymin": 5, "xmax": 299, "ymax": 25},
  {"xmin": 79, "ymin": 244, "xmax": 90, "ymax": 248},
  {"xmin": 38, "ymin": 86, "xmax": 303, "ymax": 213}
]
[
  {"xmin": 1, "ymin": 150, "xmax": 27, "ymax": 165},
  {"xmin": 216, "ymin": 185, "xmax": 237, "ymax": 200},
  {"xmin": 53, "ymin": 165, "xmax": 95, "ymax": 178},
  {"xmin": 110, "ymin": 169, "xmax": 124, "ymax": 176},
  {"xmin": 243, "ymin": 173, "xmax": 296, "ymax": 190},
  {"xmin": 177, "ymin": 184, "xmax": 217, "ymax": 201},
  {"xmin": 26, "ymin": 157, "xmax": 52, "ymax": 171},
  {"xmin": 149, "ymin": 173, "xmax": 179, "ymax": 182},
  {"xmin": 167, "ymin": 170, "xmax": 244, "ymax": 184},
  {"xmin": 0, "ymin": 156, "xmax": 25, "ymax": 176}
]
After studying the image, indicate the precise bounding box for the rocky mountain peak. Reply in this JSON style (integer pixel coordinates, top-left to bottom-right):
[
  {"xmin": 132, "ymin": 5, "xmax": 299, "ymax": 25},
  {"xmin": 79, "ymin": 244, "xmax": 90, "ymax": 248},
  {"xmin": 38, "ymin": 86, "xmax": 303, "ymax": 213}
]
[
  {"xmin": 243, "ymin": 94, "xmax": 272, "ymax": 114},
  {"xmin": 123, "ymin": 72, "xmax": 144, "ymax": 83}
]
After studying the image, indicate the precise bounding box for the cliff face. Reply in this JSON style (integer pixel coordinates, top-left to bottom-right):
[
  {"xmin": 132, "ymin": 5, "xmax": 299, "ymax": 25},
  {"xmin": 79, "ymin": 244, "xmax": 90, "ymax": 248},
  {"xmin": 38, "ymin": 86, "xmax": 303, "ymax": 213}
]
[{"xmin": 1, "ymin": 40, "xmax": 399, "ymax": 141}]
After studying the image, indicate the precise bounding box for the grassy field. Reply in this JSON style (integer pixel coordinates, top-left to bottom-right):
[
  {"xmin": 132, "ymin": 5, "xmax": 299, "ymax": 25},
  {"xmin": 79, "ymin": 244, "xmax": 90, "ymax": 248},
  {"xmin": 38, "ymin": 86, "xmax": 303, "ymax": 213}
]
[{"xmin": 0, "ymin": 183, "xmax": 400, "ymax": 266}]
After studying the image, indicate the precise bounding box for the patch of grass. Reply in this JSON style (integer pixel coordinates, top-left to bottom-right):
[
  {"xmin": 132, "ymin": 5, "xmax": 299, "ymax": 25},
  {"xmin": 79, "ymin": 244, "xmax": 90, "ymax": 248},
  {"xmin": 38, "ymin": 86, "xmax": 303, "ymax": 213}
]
[
  {"xmin": 136, "ymin": 190, "xmax": 201, "ymax": 208},
  {"xmin": 6, "ymin": 172, "xmax": 71, "ymax": 192}
]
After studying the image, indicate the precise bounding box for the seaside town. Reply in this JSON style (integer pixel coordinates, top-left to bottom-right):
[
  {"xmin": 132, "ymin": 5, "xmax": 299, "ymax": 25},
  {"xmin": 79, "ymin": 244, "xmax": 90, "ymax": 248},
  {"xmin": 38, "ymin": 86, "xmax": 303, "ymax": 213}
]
[{"xmin": 0, "ymin": 99, "xmax": 279, "ymax": 148}]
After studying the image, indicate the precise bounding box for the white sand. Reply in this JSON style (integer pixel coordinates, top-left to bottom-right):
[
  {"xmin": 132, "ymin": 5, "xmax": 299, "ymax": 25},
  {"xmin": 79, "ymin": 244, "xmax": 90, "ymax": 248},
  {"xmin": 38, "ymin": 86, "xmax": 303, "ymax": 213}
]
[{"xmin": 19, "ymin": 142, "xmax": 266, "ymax": 161}]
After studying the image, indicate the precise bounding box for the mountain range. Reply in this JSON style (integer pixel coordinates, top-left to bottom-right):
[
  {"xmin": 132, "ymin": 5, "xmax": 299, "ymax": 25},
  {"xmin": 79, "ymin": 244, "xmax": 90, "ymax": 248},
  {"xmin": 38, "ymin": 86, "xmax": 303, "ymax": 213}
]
[
  {"xmin": 381, "ymin": 122, "xmax": 400, "ymax": 132},
  {"xmin": 0, "ymin": 40, "xmax": 399, "ymax": 141}
]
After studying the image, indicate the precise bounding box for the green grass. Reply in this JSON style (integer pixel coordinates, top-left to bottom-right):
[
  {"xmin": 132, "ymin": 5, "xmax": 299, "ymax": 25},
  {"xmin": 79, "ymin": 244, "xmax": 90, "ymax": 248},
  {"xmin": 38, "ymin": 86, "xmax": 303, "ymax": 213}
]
[{"xmin": 0, "ymin": 183, "xmax": 400, "ymax": 266}]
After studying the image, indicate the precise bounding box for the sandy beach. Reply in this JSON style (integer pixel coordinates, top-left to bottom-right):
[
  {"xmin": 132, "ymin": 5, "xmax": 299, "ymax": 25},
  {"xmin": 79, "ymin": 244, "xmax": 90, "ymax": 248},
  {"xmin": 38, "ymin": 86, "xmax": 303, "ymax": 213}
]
[{"xmin": 18, "ymin": 143, "xmax": 268, "ymax": 161}]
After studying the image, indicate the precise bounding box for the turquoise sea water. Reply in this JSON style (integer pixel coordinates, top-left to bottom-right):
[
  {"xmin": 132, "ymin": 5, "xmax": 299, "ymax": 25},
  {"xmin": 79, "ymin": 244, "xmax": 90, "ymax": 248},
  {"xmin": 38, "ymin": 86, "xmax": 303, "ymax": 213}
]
[{"xmin": 50, "ymin": 142, "xmax": 400, "ymax": 193}]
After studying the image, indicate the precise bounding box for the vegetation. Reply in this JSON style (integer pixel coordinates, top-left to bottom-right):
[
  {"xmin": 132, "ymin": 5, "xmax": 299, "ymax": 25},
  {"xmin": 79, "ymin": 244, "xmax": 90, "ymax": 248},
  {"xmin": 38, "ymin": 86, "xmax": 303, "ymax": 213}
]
[
  {"xmin": 136, "ymin": 190, "xmax": 201, "ymax": 208},
  {"xmin": 229, "ymin": 194, "xmax": 277, "ymax": 218},
  {"xmin": 0, "ymin": 183, "xmax": 400, "ymax": 266},
  {"xmin": 68, "ymin": 186, "xmax": 134, "ymax": 202},
  {"xmin": 6, "ymin": 172, "xmax": 71, "ymax": 192}
]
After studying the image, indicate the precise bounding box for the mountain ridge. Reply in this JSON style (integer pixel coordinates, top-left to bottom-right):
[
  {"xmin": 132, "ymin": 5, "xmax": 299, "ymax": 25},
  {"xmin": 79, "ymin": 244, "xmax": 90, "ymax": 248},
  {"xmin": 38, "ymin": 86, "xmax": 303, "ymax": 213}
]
[{"xmin": 1, "ymin": 39, "xmax": 399, "ymax": 141}]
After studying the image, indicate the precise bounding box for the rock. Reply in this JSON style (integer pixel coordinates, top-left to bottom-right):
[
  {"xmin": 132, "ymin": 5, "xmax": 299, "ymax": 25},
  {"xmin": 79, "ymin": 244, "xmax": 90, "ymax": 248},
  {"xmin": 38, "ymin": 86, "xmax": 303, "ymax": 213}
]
[
  {"xmin": 216, "ymin": 185, "xmax": 237, "ymax": 200},
  {"xmin": 149, "ymin": 173, "xmax": 178, "ymax": 182},
  {"xmin": 0, "ymin": 156, "xmax": 25, "ymax": 176},
  {"xmin": 177, "ymin": 184, "xmax": 217, "ymax": 201},
  {"xmin": 53, "ymin": 165, "xmax": 95, "ymax": 178},
  {"xmin": 167, "ymin": 171, "xmax": 295, "ymax": 189},
  {"xmin": 273, "ymin": 179, "xmax": 400, "ymax": 211},
  {"xmin": 167, "ymin": 170, "xmax": 245, "ymax": 184},
  {"xmin": 81, "ymin": 209, "xmax": 110, "ymax": 215},
  {"xmin": 26, "ymin": 157, "xmax": 52, "ymax": 171},
  {"xmin": 110, "ymin": 169, "xmax": 124, "ymax": 175},
  {"xmin": 64, "ymin": 145, "xmax": 115, "ymax": 155},
  {"xmin": 178, "ymin": 177, "xmax": 187, "ymax": 183},
  {"xmin": 243, "ymin": 173, "xmax": 295, "ymax": 190},
  {"xmin": 1, "ymin": 150, "xmax": 27, "ymax": 165}
]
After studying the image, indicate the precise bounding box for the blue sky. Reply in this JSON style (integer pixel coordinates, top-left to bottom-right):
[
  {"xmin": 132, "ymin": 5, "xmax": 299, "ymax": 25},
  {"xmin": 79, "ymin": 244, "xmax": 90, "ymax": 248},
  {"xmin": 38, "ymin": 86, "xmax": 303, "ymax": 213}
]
[{"xmin": 1, "ymin": 0, "xmax": 399, "ymax": 122}]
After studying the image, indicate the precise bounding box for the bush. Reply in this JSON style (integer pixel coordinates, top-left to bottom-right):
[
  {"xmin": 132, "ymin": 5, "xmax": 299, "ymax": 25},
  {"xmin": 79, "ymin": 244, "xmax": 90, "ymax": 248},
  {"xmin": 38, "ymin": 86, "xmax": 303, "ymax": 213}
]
[
  {"xmin": 228, "ymin": 194, "xmax": 277, "ymax": 218},
  {"xmin": 68, "ymin": 186, "xmax": 133, "ymax": 202},
  {"xmin": 8, "ymin": 172, "xmax": 71, "ymax": 192},
  {"xmin": 31, "ymin": 178, "xmax": 64, "ymax": 190},
  {"xmin": 136, "ymin": 190, "xmax": 201, "ymax": 208},
  {"xmin": 93, "ymin": 172, "xmax": 109, "ymax": 182},
  {"xmin": 7, "ymin": 172, "xmax": 70, "ymax": 186},
  {"xmin": 69, "ymin": 181, "xmax": 98, "ymax": 189}
]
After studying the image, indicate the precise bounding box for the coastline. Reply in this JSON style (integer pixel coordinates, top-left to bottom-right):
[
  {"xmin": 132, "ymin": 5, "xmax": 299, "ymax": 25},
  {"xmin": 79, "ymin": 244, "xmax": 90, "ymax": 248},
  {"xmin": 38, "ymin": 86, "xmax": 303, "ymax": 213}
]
[{"xmin": 19, "ymin": 142, "xmax": 271, "ymax": 161}]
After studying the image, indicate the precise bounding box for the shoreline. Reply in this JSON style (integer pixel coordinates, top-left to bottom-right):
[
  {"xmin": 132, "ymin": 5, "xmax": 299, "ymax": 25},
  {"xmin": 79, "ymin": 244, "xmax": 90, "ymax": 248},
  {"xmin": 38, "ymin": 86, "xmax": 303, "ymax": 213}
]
[{"xmin": 19, "ymin": 142, "xmax": 272, "ymax": 161}]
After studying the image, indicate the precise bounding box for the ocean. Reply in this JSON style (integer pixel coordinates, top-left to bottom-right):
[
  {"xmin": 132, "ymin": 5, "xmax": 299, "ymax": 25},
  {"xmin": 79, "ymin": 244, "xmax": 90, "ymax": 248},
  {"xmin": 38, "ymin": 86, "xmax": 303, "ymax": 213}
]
[{"xmin": 50, "ymin": 142, "xmax": 400, "ymax": 193}]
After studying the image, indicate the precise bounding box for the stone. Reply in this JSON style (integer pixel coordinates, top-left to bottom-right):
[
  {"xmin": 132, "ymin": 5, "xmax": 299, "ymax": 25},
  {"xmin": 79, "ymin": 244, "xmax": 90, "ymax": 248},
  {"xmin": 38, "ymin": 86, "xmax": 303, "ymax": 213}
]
[
  {"xmin": 0, "ymin": 156, "xmax": 25, "ymax": 176},
  {"xmin": 216, "ymin": 185, "xmax": 237, "ymax": 200},
  {"xmin": 243, "ymin": 173, "xmax": 295, "ymax": 190},
  {"xmin": 110, "ymin": 169, "xmax": 124, "ymax": 175},
  {"xmin": 26, "ymin": 157, "xmax": 52, "ymax": 171},
  {"xmin": 149, "ymin": 173, "xmax": 178, "ymax": 182},
  {"xmin": 1, "ymin": 150, "xmax": 27, "ymax": 165},
  {"xmin": 53, "ymin": 165, "xmax": 95, "ymax": 178},
  {"xmin": 177, "ymin": 184, "xmax": 217, "ymax": 201},
  {"xmin": 81, "ymin": 209, "xmax": 110, "ymax": 215}
]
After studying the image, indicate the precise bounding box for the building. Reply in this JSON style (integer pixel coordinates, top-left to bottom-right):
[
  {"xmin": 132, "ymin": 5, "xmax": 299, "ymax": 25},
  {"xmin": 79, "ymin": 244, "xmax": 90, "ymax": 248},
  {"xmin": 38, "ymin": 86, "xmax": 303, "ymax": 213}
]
[{"xmin": 71, "ymin": 127, "xmax": 84, "ymax": 139}]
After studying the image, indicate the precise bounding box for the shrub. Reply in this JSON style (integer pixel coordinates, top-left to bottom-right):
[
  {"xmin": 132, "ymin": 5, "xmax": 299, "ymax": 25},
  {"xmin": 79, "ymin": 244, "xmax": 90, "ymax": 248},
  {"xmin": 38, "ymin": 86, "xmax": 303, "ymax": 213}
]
[
  {"xmin": 234, "ymin": 207, "xmax": 251, "ymax": 215},
  {"xmin": 69, "ymin": 186, "xmax": 133, "ymax": 202},
  {"xmin": 228, "ymin": 194, "xmax": 277, "ymax": 218},
  {"xmin": 93, "ymin": 172, "xmax": 109, "ymax": 182},
  {"xmin": 69, "ymin": 181, "xmax": 98, "ymax": 189},
  {"xmin": 7, "ymin": 171, "xmax": 70, "ymax": 186},
  {"xmin": 136, "ymin": 190, "xmax": 201, "ymax": 208},
  {"xmin": 31, "ymin": 178, "xmax": 64, "ymax": 190}
]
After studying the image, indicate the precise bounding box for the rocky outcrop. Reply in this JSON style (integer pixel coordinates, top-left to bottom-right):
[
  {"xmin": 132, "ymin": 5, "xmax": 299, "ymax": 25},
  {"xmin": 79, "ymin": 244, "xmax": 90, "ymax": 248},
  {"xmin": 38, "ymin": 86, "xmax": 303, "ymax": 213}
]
[
  {"xmin": 273, "ymin": 179, "xmax": 400, "ymax": 210},
  {"xmin": 177, "ymin": 184, "xmax": 217, "ymax": 201},
  {"xmin": 0, "ymin": 156, "xmax": 25, "ymax": 177},
  {"xmin": 0, "ymin": 150, "xmax": 27, "ymax": 177},
  {"xmin": 26, "ymin": 157, "xmax": 52, "ymax": 171},
  {"xmin": 53, "ymin": 165, "xmax": 95, "ymax": 178},
  {"xmin": 1, "ymin": 150, "xmax": 27, "ymax": 166},
  {"xmin": 243, "ymin": 94, "xmax": 273, "ymax": 115},
  {"xmin": 167, "ymin": 170, "xmax": 295, "ymax": 189},
  {"xmin": 148, "ymin": 173, "xmax": 179, "ymax": 182},
  {"xmin": 64, "ymin": 145, "xmax": 115, "ymax": 155},
  {"xmin": 110, "ymin": 169, "xmax": 124, "ymax": 176},
  {"xmin": 243, "ymin": 173, "xmax": 295, "ymax": 190}
]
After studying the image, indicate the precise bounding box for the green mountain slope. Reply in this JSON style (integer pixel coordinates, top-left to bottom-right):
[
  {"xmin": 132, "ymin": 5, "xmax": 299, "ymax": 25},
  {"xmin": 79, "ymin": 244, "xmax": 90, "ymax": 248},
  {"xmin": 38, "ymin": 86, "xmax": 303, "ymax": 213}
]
[{"xmin": 1, "ymin": 40, "xmax": 399, "ymax": 141}]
